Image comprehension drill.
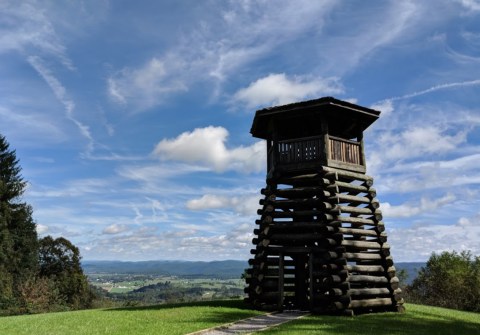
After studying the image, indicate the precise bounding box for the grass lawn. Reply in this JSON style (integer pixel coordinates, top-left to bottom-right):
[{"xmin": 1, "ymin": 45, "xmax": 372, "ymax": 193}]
[
  {"xmin": 0, "ymin": 300, "xmax": 263, "ymax": 335},
  {"xmin": 254, "ymin": 304, "xmax": 480, "ymax": 335},
  {"xmin": 1, "ymin": 301, "xmax": 478, "ymax": 335}
]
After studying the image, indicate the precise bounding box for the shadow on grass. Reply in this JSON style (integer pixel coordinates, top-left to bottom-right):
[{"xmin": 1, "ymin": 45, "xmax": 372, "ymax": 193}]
[
  {"xmin": 105, "ymin": 299, "xmax": 262, "ymax": 332},
  {"xmin": 260, "ymin": 308, "xmax": 479, "ymax": 335},
  {"xmin": 106, "ymin": 299, "xmax": 251, "ymax": 312}
]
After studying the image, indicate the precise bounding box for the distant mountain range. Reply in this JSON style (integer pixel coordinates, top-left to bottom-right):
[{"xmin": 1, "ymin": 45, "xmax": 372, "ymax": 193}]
[
  {"xmin": 82, "ymin": 260, "xmax": 425, "ymax": 282},
  {"xmin": 82, "ymin": 260, "xmax": 248, "ymax": 279}
]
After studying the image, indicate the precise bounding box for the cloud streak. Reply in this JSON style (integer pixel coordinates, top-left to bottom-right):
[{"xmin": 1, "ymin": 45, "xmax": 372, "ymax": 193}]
[
  {"xmin": 375, "ymin": 79, "xmax": 480, "ymax": 105},
  {"xmin": 27, "ymin": 56, "xmax": 95, "ymax": 155},
  {"xmin": 0, "ymin": 1, "xmax": 74, "ymax": 69},
  {"xmin": 107, "ymin": 0, "xmax": 339, "ymax": 109}
]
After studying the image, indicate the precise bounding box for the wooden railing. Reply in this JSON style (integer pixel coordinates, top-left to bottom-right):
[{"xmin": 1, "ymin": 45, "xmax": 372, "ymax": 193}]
[
  {"xmin": 277, "ymin": 136, "xmax": 322, "ymax": 164},
  {"xmin": 267, "ymin": 135, "xmax": 363, "ymax": 172},
  {"xmin": 328, "ymin": 136, "xmax": 362, "ymax": 166}
]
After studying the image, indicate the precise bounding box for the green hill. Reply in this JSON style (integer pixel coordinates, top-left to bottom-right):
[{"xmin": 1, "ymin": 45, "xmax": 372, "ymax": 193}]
[{"xmin": 1, "ymin": 300, "xmax": 478, "ymax": 335}]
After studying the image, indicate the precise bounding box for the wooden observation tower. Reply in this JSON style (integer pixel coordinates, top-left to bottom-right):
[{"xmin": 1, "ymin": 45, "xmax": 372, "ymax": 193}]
[{"xmin": 244, "ymin": 97, "xmax": 404, "ymax": 315}]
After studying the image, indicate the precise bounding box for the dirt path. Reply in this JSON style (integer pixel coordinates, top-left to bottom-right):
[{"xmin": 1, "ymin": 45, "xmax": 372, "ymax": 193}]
[{"xmin": 187, "ymin": 311, "xmax": 308, "ymax": 335}]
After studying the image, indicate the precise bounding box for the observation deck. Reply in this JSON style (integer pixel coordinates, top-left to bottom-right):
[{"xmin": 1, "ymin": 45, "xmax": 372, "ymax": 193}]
[{"xmin": 251, "ymin": 96, "xmax": 379, "ymax": 175}]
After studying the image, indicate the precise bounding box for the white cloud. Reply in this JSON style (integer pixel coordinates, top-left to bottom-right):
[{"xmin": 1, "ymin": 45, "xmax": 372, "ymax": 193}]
[
  {"xmin": 388, "ymin": 213, "xmax": 480, "ymax": 262},
  {"xmin": 108, "ymin": 57, "xmax": 188, "ymax": 110},
  {"xmin": 370, "ymin": 100, "xmax": 394, "ymax": 117},
  {"xmin": 186, "ymin": 194, "xmax": 259, "ymax": 216},
  {"xmin": 369, "ymin": 124, "xmax": 469, "ymax": 173},
  {"xmin": 232, "ymin": 73, "xmax": 344, "ymax": 109},
  {"xmin": 82, "ymin": 219, "xmax": 255, "ymax": 261},
  {"xmin": 367, "ymin": 89, "xmax": 480, "ymax": 179},
  {"xmin": 187, "ymin": 194, "xmax": 226, "ymax": 210},
  {"xmin": 455, "ymin": 0, "xmax": 480, "ymax": 12},
  {"xmin": 382, "ymin": 193, "xmax": 456, "ymax": 218},
  {"xmin": 371, "ymin": 151, "xmax": 480, "ymax": 196},
  {"xmin": 402, "ymin": 126, "xmax": 467, "ymax": 154},
  {"xmin": 153, "ymin": 126, "xmax": 265, "ymax": 173},
  {"xmin": 102, "ymin": 224, "xmax": 129, "ymax": 235},
  {"xmin": 36, "ymin": 224, "xmax": 49, "ymax": 235},
  {"xmin": 391, "ymin": 152, "xmax": 480, "ymax": 174},
  {"xmin": 456, "ymin": 213, "xmax": 480, "ymax": 228}
]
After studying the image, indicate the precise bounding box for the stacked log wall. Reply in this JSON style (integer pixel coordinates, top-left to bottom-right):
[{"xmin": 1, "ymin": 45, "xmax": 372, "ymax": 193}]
[{"xmin": 245, "ymin": 166, "xmax": 404, "ymax": 315}]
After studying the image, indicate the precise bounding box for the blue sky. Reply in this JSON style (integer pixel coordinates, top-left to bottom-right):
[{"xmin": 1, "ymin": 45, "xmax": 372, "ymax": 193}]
[{"xmin": 1, "ymin": 0, "xmax": 480, "ymax": 262}]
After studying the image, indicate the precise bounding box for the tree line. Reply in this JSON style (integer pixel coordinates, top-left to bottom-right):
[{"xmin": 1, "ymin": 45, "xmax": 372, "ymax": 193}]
[
  {"xmin": 405, "ymin": 250, "xmax": 480, "ymax": 312},
  {"xmin": 0, "ymin": 134, "xmax": 93, "ymax": 315}
]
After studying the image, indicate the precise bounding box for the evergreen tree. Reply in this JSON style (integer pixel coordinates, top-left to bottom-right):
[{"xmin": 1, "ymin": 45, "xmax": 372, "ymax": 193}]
[
  {"xmin": 0, "ymin": 134, "xmax": 38, "ymax": 311},
  {"xmin": 0, "ymin": 202, "xmax": 15, "ymax": 309}
]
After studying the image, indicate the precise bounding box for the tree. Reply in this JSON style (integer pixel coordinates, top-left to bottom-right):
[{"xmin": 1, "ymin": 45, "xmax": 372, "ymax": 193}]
[
  {"xmin": 0, "ymin": 134, "xmax": 93, "ymax": 314},
  {"xmin": 0, "ymin": 134, "xmax": 38, "ymax": 311},
  {"xmin": 38, "ymin": 236, "xmax": 94, "ymax": 309},
  {"xmin": 409, "ymin": 250, "xmax": 480, "ymax": 312},
  {"xmin": 0, "ymin": 135, "xmax": 26, "ymax": 202}
]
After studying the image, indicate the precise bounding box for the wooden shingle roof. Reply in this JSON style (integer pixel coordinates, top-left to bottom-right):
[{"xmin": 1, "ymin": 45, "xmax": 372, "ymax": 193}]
[{"xmin": 251, "ymin": 96, "xmax": 380, "ymax": 140}]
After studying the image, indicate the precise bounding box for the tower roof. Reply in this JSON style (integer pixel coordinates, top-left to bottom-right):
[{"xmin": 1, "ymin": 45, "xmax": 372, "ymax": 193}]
[{"xmin": 250, "ymin": 96, "xmax": 380, "ymax": 140}]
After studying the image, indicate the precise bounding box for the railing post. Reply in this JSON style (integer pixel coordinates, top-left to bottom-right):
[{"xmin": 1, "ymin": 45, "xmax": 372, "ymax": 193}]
[
  {"xmin": 325, "ymin": 134, "xmax": 331, "ymax": 163},
  {"xmin": 360, "ymin": 138, "xmax": 365, "ymax": 167}
]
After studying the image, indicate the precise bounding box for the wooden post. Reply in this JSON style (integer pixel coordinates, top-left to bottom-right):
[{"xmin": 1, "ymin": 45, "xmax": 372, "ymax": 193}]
[
  {"xmin": 278, "ymin": 253, "xmax": 284, "ymax": 310},
  {"xmin": 309, "ymin": 252, "xmax": 314, "ymax": 310}
]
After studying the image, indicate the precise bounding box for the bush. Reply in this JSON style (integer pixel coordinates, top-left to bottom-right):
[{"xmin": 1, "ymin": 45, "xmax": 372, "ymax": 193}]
[
  {"xmin": 18, "ymin": 276, "xmax": 66, "ymax": 314},
  {"xmin": 408, "ymin": 250, "xmax": 480, "ymax": 312}
]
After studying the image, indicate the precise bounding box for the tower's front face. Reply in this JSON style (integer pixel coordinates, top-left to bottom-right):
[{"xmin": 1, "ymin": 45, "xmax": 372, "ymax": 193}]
[{"xmin": 245, "ymin": 97, "xmax": 404, "ymax": 315}]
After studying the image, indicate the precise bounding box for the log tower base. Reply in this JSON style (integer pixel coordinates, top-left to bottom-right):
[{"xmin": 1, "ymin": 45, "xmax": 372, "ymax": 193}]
[{"xmin": 245, "ymin": 166, "xmax": 405, "ymax": 315}]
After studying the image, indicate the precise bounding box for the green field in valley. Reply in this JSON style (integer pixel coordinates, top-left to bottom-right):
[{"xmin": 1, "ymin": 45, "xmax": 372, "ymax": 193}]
[
  {"xmin": 89, "ymin": 274, "xmax": 243, "ymax": 295},
  {"xmin": 1, "ymin": 300, "xmax": 478, "ymax": 335}
]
